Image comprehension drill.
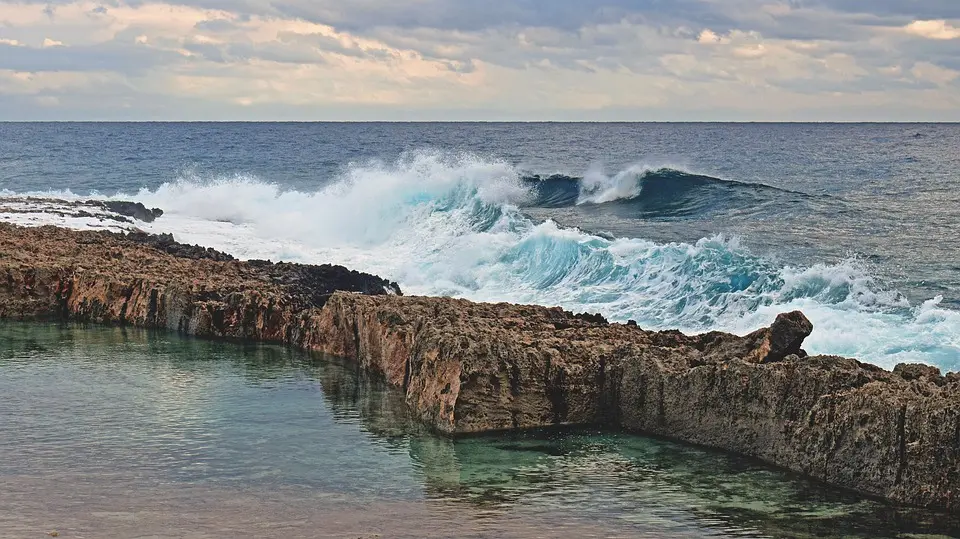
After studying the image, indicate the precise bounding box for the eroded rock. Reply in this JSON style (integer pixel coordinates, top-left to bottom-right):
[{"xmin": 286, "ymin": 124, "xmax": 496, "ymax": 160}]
[{"xmin": 0, "ymin": 222, "xmax": 958, "ymax": 513}]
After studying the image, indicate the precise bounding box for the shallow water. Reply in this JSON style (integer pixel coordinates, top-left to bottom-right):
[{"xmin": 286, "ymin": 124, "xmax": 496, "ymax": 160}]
[{"xmin": 1, "ymin": 321, "xmax": 958, "ymax": 538}]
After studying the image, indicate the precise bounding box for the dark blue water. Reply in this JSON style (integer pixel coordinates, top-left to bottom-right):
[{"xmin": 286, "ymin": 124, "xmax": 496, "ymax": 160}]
[
  {"xmin": 1, "ymin": 122, "xmax": 958, "ymax": 369},
  {"xmin": 2, "ymin": 321, "xmax": 958, "ymax": 538}
]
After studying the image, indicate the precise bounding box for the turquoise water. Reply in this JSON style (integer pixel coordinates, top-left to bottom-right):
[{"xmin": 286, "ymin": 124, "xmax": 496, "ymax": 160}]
[{"xmin": 1, "ymin": 322, "xmax": 958, "ymax": 538}]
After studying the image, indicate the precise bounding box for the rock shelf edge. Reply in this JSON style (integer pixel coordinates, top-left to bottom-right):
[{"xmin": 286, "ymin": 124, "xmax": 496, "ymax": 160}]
[{"xmin": 1, "ymin": 223, "xmax": 958, "ymax": 512}]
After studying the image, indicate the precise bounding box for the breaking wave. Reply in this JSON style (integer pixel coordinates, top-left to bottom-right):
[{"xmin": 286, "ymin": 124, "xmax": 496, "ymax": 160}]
[
  {"xmin": 522, "ymin": 166, "xmax": 815, "ymax": 220},
  {"xmin": 3, "ymin": 151, "xmax": 958, "ymax": 370}
]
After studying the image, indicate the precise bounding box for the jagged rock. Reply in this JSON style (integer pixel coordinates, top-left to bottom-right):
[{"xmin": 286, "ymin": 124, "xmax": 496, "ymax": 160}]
[
  {"xmin": 0, "ymin": 197, "xmax": 164, "ymax": 224},
  {"xmin": 690, "ymin": 311, "xmax": 813, "ymax": 365},
  {"xmin": 894, "ymin": 363, "xmax": 943, "ymax": 383},
  {"xmin": 0, "ymin": 223, "xmax": 399, "ymax": 326},
  {"xmin": 119, "ymin": 231, "xmax": 236, "ymax": 262},
  {"xmin": 571, "ymin": 311, "xmax": 608, "ymax": 325},
  {"xmin": 754, "ymin": 310, "xmax": 814, "ymax": 363},
  {"xmin": 0, "ymin": 222, "xmax": 958, "ymax": 513},
  {"xmin": 100, "ymin": 201, "xmax": 164, "ymax": 223}
]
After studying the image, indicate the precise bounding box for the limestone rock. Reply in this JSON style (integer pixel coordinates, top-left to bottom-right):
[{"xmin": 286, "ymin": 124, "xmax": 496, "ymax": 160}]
[{"xmin": 0, "ymin": 222, "xmax": 959, "ymax": 513}]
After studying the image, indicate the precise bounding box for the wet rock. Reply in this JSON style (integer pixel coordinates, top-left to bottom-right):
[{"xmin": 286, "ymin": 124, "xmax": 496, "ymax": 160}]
[
  {"xmin": 572, "ymin": 311, "xmax": 608, "ymax": 325},
  {"xmin": 253, "ymin": 260, "xmax": 402, "ymax": 309},
  {"xmin": 120, "ymin": 231, "xmax": 236, "ymax": 262},
  {"xmin": 0, "ymin": 197, "xmax": 164, "ymax": 224},
  {"xmin": 100, "ymin": 201, "xmax": 164, "ymax": 223}
]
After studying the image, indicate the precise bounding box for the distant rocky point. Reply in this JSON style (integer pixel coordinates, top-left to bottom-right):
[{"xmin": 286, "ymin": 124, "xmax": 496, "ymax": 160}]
[
  {"xmin": 0, "ymin": 197, "xmax": 163, "ymax": 228},
  {"xmin": 99, "ymin": 200, "xmax": 164, "ymax": 223},
  {"xmin": 0, "ymin": 222, "xmax": 957, "ymax": 513}
]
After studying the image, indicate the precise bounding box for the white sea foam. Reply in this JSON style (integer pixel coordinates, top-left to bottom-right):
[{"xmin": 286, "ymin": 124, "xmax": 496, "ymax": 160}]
[
  {"xmin": 3, "ymin": 151, "xmax": 958, "ymax": 371},
  {"xmin": 577, "ymin": 164, "xmax": 652, "ymax": 204}
]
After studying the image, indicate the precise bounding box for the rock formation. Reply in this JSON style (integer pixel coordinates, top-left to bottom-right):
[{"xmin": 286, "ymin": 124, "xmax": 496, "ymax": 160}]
[
  {"xmin": 0, "ymin": 222, "xmax": 958, "ymax": 513},
  {"xmin": 0, "ymin": 197, "xmax": 163, "ymax": 224},
  {"xmin": 100, "ymin": 201, "xmax": 164, "ymax": 223}
]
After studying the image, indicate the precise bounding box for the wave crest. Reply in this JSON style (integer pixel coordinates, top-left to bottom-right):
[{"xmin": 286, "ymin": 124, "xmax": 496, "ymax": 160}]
[
  {"xmin": 1, "ymin": 150, "xmax": 956, "ymax": 369},
  {"xmin": 522, "ymin": 166, "xmax": 813, "ymax": 220}
]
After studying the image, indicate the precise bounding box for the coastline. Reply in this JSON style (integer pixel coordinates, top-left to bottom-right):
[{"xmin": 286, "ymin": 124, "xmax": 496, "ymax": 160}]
[{"xmin": 2, "ymin": 222, "xmax": 958, "ymax": 513}]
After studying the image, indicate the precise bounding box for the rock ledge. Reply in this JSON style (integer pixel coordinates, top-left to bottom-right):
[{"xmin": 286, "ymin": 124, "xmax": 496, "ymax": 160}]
[{"xmin": 0, "ymin": 222, "xmax": 958, "ymax": 512}]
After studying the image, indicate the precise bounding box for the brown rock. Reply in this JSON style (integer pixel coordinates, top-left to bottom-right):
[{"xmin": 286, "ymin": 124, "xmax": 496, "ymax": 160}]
[
  {"xmin": 894, "ymin": 363, "xmax": 943, "ymax": 382},
  {"xmin": 1, "ymin": 223, "xmax": 959, "ymax": 513}
]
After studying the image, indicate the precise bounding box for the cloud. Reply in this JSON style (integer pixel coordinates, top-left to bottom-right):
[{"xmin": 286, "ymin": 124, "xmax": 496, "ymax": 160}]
[
  {"xmin": 911, "ymin": 61, "xmax": 960, "ymax": 85},
  {"xmin": 904, "ymin": 20, "xmax": 960, "ymax": 40},
  {"xmin": 697, "ymin": 29, "xmax": 728, "ymax": 44},
  {"xmin": 0, "ymin": 0, "xmax": 958, "ymax": 120},
  {"xmin": 814, "ymin": 0, "xmax": 960, "ymax": 20}
]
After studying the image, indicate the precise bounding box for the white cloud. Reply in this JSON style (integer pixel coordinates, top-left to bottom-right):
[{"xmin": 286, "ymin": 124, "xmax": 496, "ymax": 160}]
[
  {"xmin": 697, "ymin": 29, "xmax": 728, "ymax": 45},
  {"xmin": 42, "ymin": 38, "xmax": 64, "ymax": 47},
  {"xmin": 904, "ymin": 20, "xmax": 960, "ymax": 40},
  {"xmin": 911, "ymin": 61, "xmax": 960, "ymax": 85}
]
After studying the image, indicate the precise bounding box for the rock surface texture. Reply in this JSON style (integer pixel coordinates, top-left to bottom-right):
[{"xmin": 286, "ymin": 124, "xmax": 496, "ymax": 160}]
[{"xmin": 1, "ymin": 223, "xmax": 958, "ymax": 512}]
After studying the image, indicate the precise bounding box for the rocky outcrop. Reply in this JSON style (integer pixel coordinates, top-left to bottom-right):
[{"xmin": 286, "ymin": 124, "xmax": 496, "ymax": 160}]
[
  {"xmin": 100, "ymin": 201, "xmax": 164, "ymax": 223},
  {"xmin": 0, "ymin": 197, "xmax": 163, "ymax": 224},
  {"xmin": 0, "ymin": 222, "xmax": 958, "ymax": 513},
  {"xmin": 309, "ymin": 294, "xmax": 960, "ymax": 511},
  {"xmin": 0, "ymin": 224, "xmax": 400, "ymax": 331}
]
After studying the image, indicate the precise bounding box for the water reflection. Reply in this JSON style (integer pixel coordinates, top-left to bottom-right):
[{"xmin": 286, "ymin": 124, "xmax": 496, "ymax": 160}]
[
  {"xmin": 313, "ymin": 333, "xmax": 960, "ymax": 539},
  {"xmin": 1, "ymin": 321, "xmax": 958, "ymax": 539}
]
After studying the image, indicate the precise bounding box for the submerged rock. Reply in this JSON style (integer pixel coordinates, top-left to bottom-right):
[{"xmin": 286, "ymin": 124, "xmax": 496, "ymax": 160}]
[{"xmin": 0, "ymin": 222, "xmax": 958, "ymax": 513}]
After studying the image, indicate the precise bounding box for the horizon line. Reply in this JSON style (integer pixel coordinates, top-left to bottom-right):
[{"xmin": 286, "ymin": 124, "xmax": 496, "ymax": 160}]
[{"xmin": 2, "ymin": 120, "xmax": 959, "ymax": 124}]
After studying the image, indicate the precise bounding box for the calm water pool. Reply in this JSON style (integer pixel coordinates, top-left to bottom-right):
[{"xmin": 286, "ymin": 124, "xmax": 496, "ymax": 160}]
[{"xmin": 0, "ymin": 321, "xmax": 957, "ymax": 538}]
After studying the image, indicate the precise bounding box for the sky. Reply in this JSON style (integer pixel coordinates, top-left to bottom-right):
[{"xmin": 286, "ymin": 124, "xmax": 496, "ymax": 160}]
[{"xmin": 0, "ymin": 0, "xmax": 958, "ymax": 121}]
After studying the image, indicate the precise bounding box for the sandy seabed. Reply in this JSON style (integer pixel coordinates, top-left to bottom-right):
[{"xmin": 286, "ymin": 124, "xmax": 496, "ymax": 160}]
[{"xmin": 1, "ymin": 474, "xmax": 693, "ymax": 539}]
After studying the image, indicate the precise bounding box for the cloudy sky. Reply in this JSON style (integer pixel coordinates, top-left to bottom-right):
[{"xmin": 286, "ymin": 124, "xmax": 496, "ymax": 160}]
[{"xmin": 0, "ymin": 0, "xmax": 958, "ymax": 120}]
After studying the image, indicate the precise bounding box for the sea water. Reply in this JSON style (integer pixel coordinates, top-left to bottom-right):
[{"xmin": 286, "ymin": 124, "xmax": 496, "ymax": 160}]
[{"xmin": 1, "ymin": 321, "xmax": 957, "ymax": 538}]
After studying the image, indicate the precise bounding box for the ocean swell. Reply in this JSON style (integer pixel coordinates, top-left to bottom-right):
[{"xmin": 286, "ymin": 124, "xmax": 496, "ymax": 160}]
[
  {"xmin": 522, "ymin": 166, "xmax": 813, "ymax": 220},
  {"xmin": 2, "ymin": 150, "xmax": 958, "ymax": 370}
]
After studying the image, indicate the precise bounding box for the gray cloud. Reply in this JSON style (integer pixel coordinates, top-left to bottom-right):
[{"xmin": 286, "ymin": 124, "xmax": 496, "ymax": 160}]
[
  {"xmin": 1, "ymin": 0, "xmax": 959, "ymax": 119},
  {"xmin": 812, "ymin": 0, "xmax": 960, "ymax": 20},
  {"xmin": 0, "ymin": 42, "xmax": 185, "ymax": 73}
]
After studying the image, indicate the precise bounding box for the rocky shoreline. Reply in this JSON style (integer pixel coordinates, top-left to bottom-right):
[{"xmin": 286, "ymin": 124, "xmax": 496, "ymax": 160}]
[
  {"xmin": 1, "ymin": 222, "xmax": 959, "ymax": 512},
  {"xmin": 0, "ymin": 197, "xmax": 164, "ymax": 224}
]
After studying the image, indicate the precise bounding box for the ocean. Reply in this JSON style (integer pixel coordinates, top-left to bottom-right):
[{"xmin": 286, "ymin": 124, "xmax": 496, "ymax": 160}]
[
  {"xmin": 2, "ymin": 122, "xmax": 958, "ymax": 370},
  {"xmin": 3, "ymin": 122, "xmax": 960, "ymax": 538}
]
